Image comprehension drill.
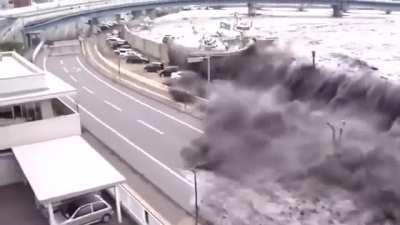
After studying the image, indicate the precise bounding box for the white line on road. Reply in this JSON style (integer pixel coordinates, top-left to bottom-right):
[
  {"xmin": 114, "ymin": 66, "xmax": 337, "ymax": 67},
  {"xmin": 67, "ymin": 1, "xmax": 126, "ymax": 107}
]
[
  {"xmin": 43, "ymin": 57, "xmax": 47, "ymax": 71},
  {"xmin": 63, "ymin": 67, "xmax": 69, "ymax": 73},
  {"xmin": 82, "ymin": 86, "xmax": 94, "ymax": 95},
  {"xmin": 65, "ymin": 96, "xmax": 192, "ymax": 187},
  {"xmin": 137, "ymin": 120, "xmax": 164, "ymax": 135},
  {"xmin": 69, "ymin": 75, "xmax": 78, "ymax": 83},
  {"xmin": 60, "ymin": 59, "xmax": 64, "ymax": 65},
  {"xmin": 75, "ymin": 57, "xmax": 204, "ymax": 134},
  {"xmin": 104, "ymin": 100, "xmax": 122, "ymax": 112}
]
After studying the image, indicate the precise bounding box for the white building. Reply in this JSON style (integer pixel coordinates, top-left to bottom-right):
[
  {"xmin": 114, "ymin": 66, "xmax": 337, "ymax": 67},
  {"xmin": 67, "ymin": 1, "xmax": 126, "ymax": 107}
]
[{"xmin": 0, "ymin": 51, "xmax": 125, "ymax": 225}]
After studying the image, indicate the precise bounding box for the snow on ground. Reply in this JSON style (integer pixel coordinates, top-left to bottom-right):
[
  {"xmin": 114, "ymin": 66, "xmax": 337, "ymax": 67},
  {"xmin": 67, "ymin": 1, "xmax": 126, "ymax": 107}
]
[{"xmin": 132, "ymin": 7, "xmax": 400, "ymax": 82}]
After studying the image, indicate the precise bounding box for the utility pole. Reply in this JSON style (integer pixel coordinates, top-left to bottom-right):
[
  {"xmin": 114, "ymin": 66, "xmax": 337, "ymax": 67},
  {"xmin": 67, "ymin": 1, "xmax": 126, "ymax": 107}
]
[
  {"xmin": 191, "ymin": 169, "xmax": 199, "ymax": 225},
  {"xmin": 207, "ymin": 55, "xmax": 211, "ymax": 83}
]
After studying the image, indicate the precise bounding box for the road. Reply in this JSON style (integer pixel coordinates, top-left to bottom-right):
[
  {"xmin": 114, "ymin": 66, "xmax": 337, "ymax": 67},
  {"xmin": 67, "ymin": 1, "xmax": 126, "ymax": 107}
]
[{"xmin": 38, "ymin": 49, "xmax": 203, "ymax": 171}]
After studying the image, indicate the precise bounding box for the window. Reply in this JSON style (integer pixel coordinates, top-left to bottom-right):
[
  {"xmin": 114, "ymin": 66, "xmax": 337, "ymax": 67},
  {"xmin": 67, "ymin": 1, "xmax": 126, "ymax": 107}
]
[
  {"xmin": 93, "ymin": 202, "xmax": 107, "ymax": 211},
  {"xmin": 73, "ymin": 205, "xmax": 91, "ymax": 218}
]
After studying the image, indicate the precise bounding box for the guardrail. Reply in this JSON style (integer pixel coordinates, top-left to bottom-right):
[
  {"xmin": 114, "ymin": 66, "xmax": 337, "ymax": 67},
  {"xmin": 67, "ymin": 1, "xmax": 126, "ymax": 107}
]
[{"xmin": 107, "ymin": 184, "xmax": 169, "ymax": 225}]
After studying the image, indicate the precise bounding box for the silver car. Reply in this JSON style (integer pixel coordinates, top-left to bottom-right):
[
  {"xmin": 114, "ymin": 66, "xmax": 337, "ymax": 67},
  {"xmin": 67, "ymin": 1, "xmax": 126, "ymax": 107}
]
[{"xmin": 54, "ymin": 194, "xmax": 114, "ymax": 225}]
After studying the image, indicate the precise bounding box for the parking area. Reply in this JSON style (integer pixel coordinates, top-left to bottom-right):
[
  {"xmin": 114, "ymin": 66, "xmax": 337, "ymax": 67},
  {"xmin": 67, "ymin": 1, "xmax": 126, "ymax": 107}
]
[{"xmin": 0, "ymin": 183, "xmax": 135, "ymax": 225}]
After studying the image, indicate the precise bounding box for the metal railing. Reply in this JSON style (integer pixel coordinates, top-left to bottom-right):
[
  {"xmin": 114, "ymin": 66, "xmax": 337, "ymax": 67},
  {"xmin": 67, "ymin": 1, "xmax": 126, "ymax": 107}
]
[{"xmin": 108, "ymin": 184, "xmax": 170, "ymax": 225}]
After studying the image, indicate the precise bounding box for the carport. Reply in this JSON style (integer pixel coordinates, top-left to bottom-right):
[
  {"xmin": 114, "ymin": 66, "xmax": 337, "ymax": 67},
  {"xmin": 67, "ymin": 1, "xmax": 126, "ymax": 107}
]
[{"xmin": 12, "ymin": 135, "xmax": 126, "ymax": 225}]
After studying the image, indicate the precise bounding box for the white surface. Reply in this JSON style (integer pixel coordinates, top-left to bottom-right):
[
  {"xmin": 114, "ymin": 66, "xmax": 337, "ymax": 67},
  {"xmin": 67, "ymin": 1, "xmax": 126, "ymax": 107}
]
[
  {"xmin": 13, "ymin": 135, "xmax": 126, "ymax": 204},
  {"xmin": 0, "ymin": 69, "xmax": 76, "ymax": 106},
  {"xmin": 0, "ymin": 55, "xmax": 34, "ymax": 78},
  {"xmin": 0, "ymin": 111, "xmax": 81, "ymax": 150}
]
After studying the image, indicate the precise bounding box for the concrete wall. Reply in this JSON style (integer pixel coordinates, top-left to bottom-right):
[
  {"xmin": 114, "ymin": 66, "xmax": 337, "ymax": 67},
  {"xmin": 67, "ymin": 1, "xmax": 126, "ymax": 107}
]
[
  {"xmin": 122, "ymin": 25, "xmax": 169, "ymax": 64},
  {"xmin": 0, "ymin": 153, "xmax": 23, "ymax": 186},
  {"xmin": 0, "ymin": 112, "xmax": 81, "ymax": 150}
]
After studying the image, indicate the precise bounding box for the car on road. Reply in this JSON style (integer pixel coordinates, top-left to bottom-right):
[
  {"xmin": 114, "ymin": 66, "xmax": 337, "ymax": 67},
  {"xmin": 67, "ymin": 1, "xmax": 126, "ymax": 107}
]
[
  {"xmin": 159, "ymin": 66, "xmax": 179, "ymax": 77},
  {"xmin": 126, "ymin": 54, "xmax": 149, "ymax": 64},
  {"xmin": 144, "ymin": 62, "xmax": 164, "ymax": 72},
  {"xmin": 114, "ymin": 48, "xmax": 133, "ymax": 56},
  {"xmin": 54, "ymin": 194, "xmax": 113, "ymax": 225}
]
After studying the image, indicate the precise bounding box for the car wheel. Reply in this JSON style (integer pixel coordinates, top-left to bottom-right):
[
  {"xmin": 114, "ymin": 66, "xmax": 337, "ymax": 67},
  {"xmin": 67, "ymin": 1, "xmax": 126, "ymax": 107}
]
[{"xmin": 102, "ymin": 214, "xmax": 112, "ymax": 223}]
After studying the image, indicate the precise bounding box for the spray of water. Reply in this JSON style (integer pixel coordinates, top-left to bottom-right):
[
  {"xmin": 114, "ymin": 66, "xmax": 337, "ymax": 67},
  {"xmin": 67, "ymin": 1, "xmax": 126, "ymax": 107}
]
[{"xmin": 176, "ymin": 40, "xmax": 400, "ymax": 224}]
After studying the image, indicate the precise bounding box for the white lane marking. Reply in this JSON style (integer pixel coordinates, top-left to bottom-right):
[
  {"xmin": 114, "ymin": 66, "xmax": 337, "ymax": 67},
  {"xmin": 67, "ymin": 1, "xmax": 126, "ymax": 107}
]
[
  {"xmin": 69, "ymin": 75, "xmax": 78, "ymax": 82},
  {"xmin": 75, "ymin": 57, "xmax": 204, "ymax": 134},
  {"xmin": 65, "ymin": 96, "xmax": 192, "ymax": 187},
  {"xmin": 137, "ymin": 120, "xmax": 164, "ymax": 135},
  {"xmin": 82, "ymin": 86, "xmax": 94, "ymax": 95},
  {"xmin": 43, "ymin": 57, "xmax": 47, "ymax": 71},
  {"xmin": 104, "ymin": 100, "xmax": 123, "ymax": 112},
  {"xmin": 63, "ymin": 67, "xmax": 69, "ymax": 73},
  {"xmin": 60, "ymin": 59, "xmax": 64, "ymax": 65}
]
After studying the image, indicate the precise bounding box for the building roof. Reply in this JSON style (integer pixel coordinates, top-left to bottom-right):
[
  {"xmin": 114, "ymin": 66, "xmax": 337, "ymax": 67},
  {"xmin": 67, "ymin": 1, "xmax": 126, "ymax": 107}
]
[
  {"xmin": 0, "ymin": 51, "xmax": 76, "ymax": 106},
  {"xmin": 12, "ymin": 136, "xmax": 126, "ymax": 205}
]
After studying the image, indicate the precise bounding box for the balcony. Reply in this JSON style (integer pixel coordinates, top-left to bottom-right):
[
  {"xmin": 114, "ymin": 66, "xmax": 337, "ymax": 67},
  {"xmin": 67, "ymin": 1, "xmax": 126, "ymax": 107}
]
[{"xmin": 0, "ymin": 98, "xmax": 81, "ymax": 150}]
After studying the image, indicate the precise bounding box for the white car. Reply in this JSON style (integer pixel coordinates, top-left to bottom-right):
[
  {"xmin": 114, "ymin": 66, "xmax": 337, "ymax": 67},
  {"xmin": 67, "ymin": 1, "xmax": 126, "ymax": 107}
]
[
  {"xmin": 54, "ymin": 194, "xmax": 114, "ymax": 225},
  {"xmin": 114, "ymin": 48, "xmax": 133, "ymax": 56}
]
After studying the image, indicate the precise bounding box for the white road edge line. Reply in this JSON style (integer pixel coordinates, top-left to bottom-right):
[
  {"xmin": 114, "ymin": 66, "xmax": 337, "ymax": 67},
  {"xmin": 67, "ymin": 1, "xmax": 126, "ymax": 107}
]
[
  {"xmin": 65, "ymin": 96, "xmax": 192, "ymax": 187},
  {"xmin": 60, "ymin": 59, "xmax": 64, "ymax": 65},
  {"xmin": 82, "ymin": 86, "xmax": 94, "ymax": 95},
  {"xmin": 69, "ymin": 75, "xmax": 78, "ymax": 83},
  {"xmin": 104, "ymin": 100, "xmax": 123, "ymax": 112},
  {"xmin": 137, "ymin": 120, "xmax": 164, "ymax": 135},
  {"xmin": 75, "ymin": 57, "xmax": 204, "ymax": 134},
  {"xmin": 63, "ymin": 67, "xmax": 69, "ymax": 73}
]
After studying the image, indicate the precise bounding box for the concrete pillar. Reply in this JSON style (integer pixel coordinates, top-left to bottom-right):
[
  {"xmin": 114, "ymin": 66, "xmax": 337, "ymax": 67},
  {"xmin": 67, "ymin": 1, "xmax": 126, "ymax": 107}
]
[
  {"xmin": 247, "ymin": 1, "xmax": 256, "ymax": 17},
  {"xmin": 298, "ymin": 3, "xmax": 305, "ymax": 12},
  {"xmin": 115, "ymin": 186, "xmax": 122, "ymax": 223},
  {"xmin": 48, "ymin": 203, "xmax": 56, "ymax": 225},
  {"xmin": 332, "ymin": 4, "xmax": 342, "ymax": 18},
  {"xmin": 40, "ymin": 100, "xmax": 54, "ymax": 119}
]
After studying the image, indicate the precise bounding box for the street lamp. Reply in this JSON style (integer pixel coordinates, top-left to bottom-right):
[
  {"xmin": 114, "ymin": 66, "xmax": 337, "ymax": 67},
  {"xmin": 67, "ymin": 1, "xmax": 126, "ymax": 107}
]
[{"xmin": 190, "ymin": 169, "xmax": 199, "ymax": 225}]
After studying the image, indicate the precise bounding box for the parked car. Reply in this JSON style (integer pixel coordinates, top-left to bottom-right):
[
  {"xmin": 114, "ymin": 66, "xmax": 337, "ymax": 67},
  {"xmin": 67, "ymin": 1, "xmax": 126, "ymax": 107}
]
[
  {"xmin": 54, "ymin": 194, "xmax": 113, "ymax": 225},
  {"xmin": 126, "ymin": 55, "xmax": 149, "ymax": 64},
  {"xmin": 114, "ymin": 48, "xmax": 133, "ymax": 56},
  {"xmin": 158, "ymin": 66, "xmax": 179, "ymax": 77},
  {"xmin": 144, "ymin": 62, "xmax": 164, "ymax": 72}
]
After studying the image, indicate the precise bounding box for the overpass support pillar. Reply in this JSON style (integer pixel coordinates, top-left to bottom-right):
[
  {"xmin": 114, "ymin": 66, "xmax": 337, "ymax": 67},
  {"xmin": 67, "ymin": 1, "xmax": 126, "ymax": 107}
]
[
  {"xmin": 332, "ymin": 4, "xmax": 343, "ymax": 18},
  {"xmin": 247, "ymin": 1, "xmax": 256, "ymax": 17}
]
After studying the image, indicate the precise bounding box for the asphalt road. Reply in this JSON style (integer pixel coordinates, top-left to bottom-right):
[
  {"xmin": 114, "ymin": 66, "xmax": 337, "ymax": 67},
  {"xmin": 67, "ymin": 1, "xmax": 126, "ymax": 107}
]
[{"xmin": 38, "ymin": 50, "xmax": 203, "ymax": 171}]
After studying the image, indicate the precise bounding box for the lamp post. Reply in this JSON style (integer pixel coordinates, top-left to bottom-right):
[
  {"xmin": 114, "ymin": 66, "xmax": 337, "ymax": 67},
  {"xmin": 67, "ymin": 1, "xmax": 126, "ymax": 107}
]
[
  {"xmin": 191, "ymin": 169, "xmax": 199, "ymax": 225},
  {"xmin": 207, "ymin": 55, "xmax": 211, "ymax": 83}
]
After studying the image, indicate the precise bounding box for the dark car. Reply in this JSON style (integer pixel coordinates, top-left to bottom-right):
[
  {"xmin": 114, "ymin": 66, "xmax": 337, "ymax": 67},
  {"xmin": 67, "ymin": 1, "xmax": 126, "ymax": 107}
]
[
  {"xmin": 126, "ymin": 55, "xmax": 149, "ymax": 64},
  {"xmin": 158, "ymin": 66, "xmax": 179, "ymax": 77},
  {"xmin": 144, "ymin": 62, "xmax": 164, "ymax": 72}
]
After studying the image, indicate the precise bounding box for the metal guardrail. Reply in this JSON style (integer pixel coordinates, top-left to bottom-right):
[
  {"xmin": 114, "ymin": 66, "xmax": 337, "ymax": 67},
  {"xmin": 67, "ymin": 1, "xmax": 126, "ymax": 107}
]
[{"xmin": 107, "ymin": 184, "xmax": 168, "ymax": 225}]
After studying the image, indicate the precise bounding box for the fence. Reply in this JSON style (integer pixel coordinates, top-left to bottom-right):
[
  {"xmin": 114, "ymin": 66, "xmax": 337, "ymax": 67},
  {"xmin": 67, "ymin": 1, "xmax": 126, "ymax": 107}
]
[
  {"xmin": 108, "ymin": 184, "xmax": 169, "ymax": 225},
  {"xmin": 121, "ymin": 25, "xmax": 170, "ymax": 64}
]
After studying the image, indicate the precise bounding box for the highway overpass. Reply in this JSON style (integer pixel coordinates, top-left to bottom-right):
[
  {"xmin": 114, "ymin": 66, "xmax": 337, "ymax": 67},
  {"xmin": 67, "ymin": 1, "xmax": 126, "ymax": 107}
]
[{"xmin": 2, "ymin": 0, "xmax": 400, "ymax": 43}]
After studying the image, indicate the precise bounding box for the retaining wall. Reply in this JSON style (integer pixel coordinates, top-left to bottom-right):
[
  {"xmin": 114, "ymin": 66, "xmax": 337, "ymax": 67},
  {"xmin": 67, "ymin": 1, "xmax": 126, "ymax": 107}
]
[{"xmin": 121, "ymin": 25, "xmax": 169, "ymax": 64}]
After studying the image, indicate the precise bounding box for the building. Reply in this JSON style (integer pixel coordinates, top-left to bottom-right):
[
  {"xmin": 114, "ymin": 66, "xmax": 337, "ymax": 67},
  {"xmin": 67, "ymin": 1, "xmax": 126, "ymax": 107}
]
[{"xmin": 0, "ymin": 51, "xmax": 125, "ymax": 225}]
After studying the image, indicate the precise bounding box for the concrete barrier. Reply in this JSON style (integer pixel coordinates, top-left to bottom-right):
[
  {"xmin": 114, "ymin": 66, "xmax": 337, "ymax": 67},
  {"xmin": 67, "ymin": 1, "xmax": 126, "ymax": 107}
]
[
  {"xmin": 32, "ymin": 39, "xmax": 45, "ymax": 63},
  {"xmin": 122, "ymin": 25, "xmax": 169, "ymax": 64}
]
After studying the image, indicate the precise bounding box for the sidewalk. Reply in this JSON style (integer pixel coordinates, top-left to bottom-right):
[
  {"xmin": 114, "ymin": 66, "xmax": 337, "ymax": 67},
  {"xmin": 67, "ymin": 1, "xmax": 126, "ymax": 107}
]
[{"xmin": 82, "ymin": 131, "xmax": 196, "ymax": 225}]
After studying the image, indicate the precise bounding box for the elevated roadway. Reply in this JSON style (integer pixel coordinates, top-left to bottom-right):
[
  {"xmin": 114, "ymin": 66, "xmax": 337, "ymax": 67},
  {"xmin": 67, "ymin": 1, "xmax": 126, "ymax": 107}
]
[{"xmin": 13, "ymin": 0, "xmax": 400, "ymax": 31}]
